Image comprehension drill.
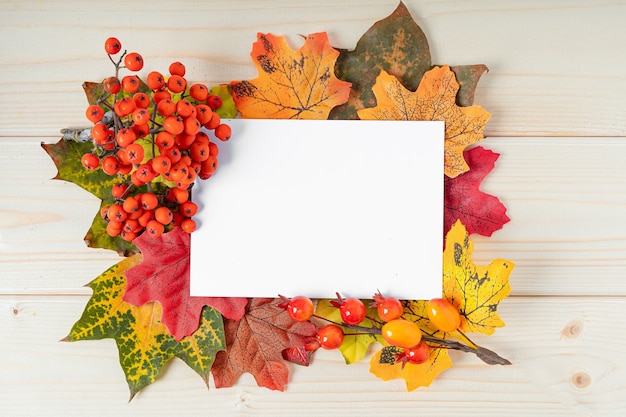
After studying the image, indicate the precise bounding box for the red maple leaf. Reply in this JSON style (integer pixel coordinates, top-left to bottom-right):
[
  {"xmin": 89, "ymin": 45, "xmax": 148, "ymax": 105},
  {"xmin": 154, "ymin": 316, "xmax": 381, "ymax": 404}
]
[
  {"xmin": 123, "ymin": 227, "xmax": 248, "ymax": 340},
  {"xmin": 211, "ymin": 298, "xmax": 317, "ymax": 391},
  {"xmin": 444, "ymin": 146, "xmax": 510, "ymax": 239}
]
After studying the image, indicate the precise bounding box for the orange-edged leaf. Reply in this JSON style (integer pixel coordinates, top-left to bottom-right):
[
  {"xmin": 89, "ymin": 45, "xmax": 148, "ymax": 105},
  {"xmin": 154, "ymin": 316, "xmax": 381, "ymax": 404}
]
[
  {"xmin": 357, "ymin": 66, "xmax": 491, "ymax": 178},
  {"xmin": 369, "ymin": 345, "xmax": 452, "ymax": 391},
  {"xmin": 212, "ymin": 298, "xmax": 317, "ymax": 391},
  {"xmin": 231, "ymin": 32, "xmax": 351, "ymax": 119},
  {"xmin": 443, "ymin": 220, "xmax": 514, "ymax": 335},
  {"xmin": 444, "ymin": 146, "xmax": 510, "ymax": 240},
  {"xmin": 123, "ymin": 227, "xmax": 247, "ymax": 340},
  {"xmin": 65, "ymin": 255, "xmax": 226, "ymax": 400},
  {"xmin": 315, "ymin": 299, "xmax": 383, "ymax": 364},
  {"xmin": 330, "ymin": 2, "xmax": 431, "ymax": 120}
]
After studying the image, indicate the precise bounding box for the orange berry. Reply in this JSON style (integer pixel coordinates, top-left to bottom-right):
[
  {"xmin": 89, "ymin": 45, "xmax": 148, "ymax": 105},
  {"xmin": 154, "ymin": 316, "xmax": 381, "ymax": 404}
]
[
  {"xmin": 167, "ymin": 75, "xmax": 187, "ymax": 93},
  {"xmin": 189, "ymin": 141, "xmax": 210, "ymax": 162},
  {"xmin": 151, "ymin": 155, "xmax": 172, "ymax": 174},
  {"xmin": 111, "ymin": 183, "xmax": 128, "ymax": 199},
  {"xmin": 85, "ymin": 105, "xmax": 104, "ymax": 123},
  {"xmin": 176, "ymin": 99, "xmax": 194, "ymax": 117},
  {"xmin": 101, "ymin": 155, "xmax": 120, "ymax": 176},
  {"xmin": 91, "ymin": 123, "xmax": 113, "ymax": 144},
  {"xmin": 121, "ymin": 75, "xmax": 140, "ymax": 93},
  {"xmin": 138, "ymin": 209, "xmax": 155, "ymax": 227},
  {"xmin": 215, "ymin": 123, "xmax": 232, "ymax": 141},
  {"xmin": 116, "ymin": 127, "xmax": 137, "ymax": 148},
  {"xmin": 155, "ymin": 206, "xmax": 173, "ymax": 225},
  {"xmin": 155, "ymin": 131, "xmax": 175, "ymax": 150},
  {"xmin": 146, "ymin": 71, "xmax": 165, "ymax": 90},
  {"xmin": 104, "ymin": 37, "xmax": 122, "ymax": 55},
  {"xmin": 189, "ymin": 83, "xmax": 208, "ymax": 101},
  {"xmin": 184, "ymin": 116, "xmax": 201, "ymax": 136},
  {"xmin": 106, "ymin": 221, "xmax": 123, "ymax": 237},
  {"xmin": 107, "ymin": 203, "xmax": 127, "ymax": 223},
  {"xmin": 81, "ymin": 153, "xmax": 99, "ymax": 170},
  {"xmin": 132, "ymin": 108, "xmax": 151, "ymax": 125},
  {"xmin": 124, "ymin": 52, "xmax": 144, "ymax": 71},
  {"xmin": 125, "ymin": 143, "xmax": 145, "ymax": 164},
  {"xmin": 175, "ymin": 133, "xmax": 196, "ymax": 151},
  {"xmin": 181, "ymin": 218, "xmax": 197, "ymax": 233},
  {"xmin": 103, "ymin": 76, "xmax": 121, "ymax": 94},
  {"xmin": 133, "ymin": 92, "xmax": 150, "ymax": 109},
  {"xmin": 157, "ymin": 99, "xmax": 176, "ymax": 117},
  {"xmin": 195, "ymin": 105, "xmax": 213, "ymax": 124},
  {"xmin": 122, "ymin": 196, "xmax": 140, "ymax": 214},
  {"xmin": 168, "ymin": 61, "xmax": 185, "ymax": 76},
  {"xmin": 179, "ymin": 201, "xmax": 198, "ymax": 217},
  {"xmin": 204, "ymin": 112, "xmax": 220, "ymax": 130},
  {"xmin": 145, "ymin": 219, "xmax": 165, "ymax": 238},
  {"xmin": 140, "ymin": 192, "xmax": 159, "ymax": 211},
  {"xmin": 163, "ymin": 116, "xmax": 185, "ymax": 135}
]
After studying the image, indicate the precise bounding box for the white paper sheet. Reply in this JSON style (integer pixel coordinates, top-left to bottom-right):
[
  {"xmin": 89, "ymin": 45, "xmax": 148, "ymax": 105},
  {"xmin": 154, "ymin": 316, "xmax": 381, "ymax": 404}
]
[{"xmin": 190, "ymin": 119, "xmax": 444, "ymax": 299}]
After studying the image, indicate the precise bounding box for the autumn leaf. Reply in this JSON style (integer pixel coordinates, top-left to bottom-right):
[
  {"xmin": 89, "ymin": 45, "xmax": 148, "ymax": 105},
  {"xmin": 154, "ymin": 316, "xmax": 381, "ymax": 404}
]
[
  {"xmin": 123, "ymin": 227, "xmax": 248, "ymax": 340},
  {"xmin": 209, "ymin": 84, "xmax": 238, "ymax": 119},
  {"xmin": 41, "ymin": 139, "xmax": 138, "ymax": 256},
  {"xmin": 444, "ymin": 146, "xmax": 510, "ymax": 240},
  {"xmin": 315, "ymin": 299, "xmax": 383, "ymax": 364},
  {"xmin": 449, "ymin": 64, "xmax": 489, "ymax": 107},
  {"xmin": 230, "ymin": 32, "xmax": 351, "ymax": 119},
  {"xmin": 443, "ymin": 220, "xmax": 513, "ymax": 335},
  {"xmin": 357, "ymin": 66, "xmax": 491, "ymax": 178},
  {"xmin": 330, "ymin": 2, "xmax": 431, "ymax": 120},
  {"xmin": 369, "ymin": 345, "xmax": 452, "ymax": 391},
  {"xmin": 212, "ymin": 298, "xmax": 317, "ymax": 391},
  {"xmin": 64, "ymin": 255, "xmax": 226, "ymax": 399}
]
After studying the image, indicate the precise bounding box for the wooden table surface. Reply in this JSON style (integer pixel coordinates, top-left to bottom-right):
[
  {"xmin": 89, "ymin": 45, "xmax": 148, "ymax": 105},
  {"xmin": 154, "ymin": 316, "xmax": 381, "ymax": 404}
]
[{"xmin": 1, "ymin": 1, "xmax": 625, "ymax": 416}]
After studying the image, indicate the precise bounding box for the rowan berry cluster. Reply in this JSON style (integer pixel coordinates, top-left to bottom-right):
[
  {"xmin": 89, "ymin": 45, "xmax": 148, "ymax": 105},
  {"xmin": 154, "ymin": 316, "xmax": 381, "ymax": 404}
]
[{"xmin": 81, "ymin": 37, "xmax": 232, "ymax": 241}]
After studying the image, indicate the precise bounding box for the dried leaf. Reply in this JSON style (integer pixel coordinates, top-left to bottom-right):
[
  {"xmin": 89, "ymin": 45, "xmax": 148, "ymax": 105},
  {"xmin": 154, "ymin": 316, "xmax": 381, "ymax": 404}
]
[
  {"xmin": 330, "ymin": 2, "xmax": 431, "ymax": 120},
  {"xmin": 357, "ymin": 66, "xmax": 491, "ymax": 178},
  {"xmin": 443, "ymin": 221, "xmax": 513, "ymax": 335},
  {"xmin": 449, "ymin": 64, "xmax": 488, "ymax": 107},
  {"xmin": 65, "ymin": 255, "xmax": 226, "ymax": 399},
  {"xmin": 212, "ymin": 298, "xmax": 317, "ymax": 391},
  {"xmin": 369, "ymin": 344, "xmax": 452, "ymax": 391},
  {"xmin": 123, "ymin": 227, "xmax": 247, "ymax": 340},
  {"xmin": 231, "ymin": 32, "xmax": 351, "ymax": 119},
  {"xmin": 444, "ymin": 146, "xmax": 510, "ymax": 240},
  {"xmin": 315, "ymin": 299, "xmax": 383, "ymax": 364}
]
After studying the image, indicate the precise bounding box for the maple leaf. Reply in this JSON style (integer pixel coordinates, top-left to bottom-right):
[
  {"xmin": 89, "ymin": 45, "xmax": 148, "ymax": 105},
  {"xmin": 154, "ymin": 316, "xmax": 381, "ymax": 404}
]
[
  {"xmin": 212, "ymin": 298, "xmax": 317, "ymax": 391},
  {"xmin": 357, "ymin": 66, "xmax": 491, "ymax": 178},
  {"xmin": 330, "ymin": 3, "xmax": 487, "ymax": 120},
  {"xmin": 369, "ymin": 344, "xmax": 452, "ymax": 391},
  {"xmin": 123, "ymin": 227, "xmax": 248, "ymax": 340},
  {"xmin": 314, "ymin": 299, "xmax": 383, "ymax": 364},
  {"xmin": 442, "ymin": 220, "xmax": 514, "ymax": 335},
  {"xmin": 41, "ymin": 139, "xmax": 138, "ymax": 256},
  {"xmin": 230, "ymin": 32, "xmax": 351, "ymax": 119},
  {"xmin": 64, "ymin": 255, "xmax": 226, "ymax": 400},
  {"xmin": 444, "ymin": 146, "xmax": 510, "ymax": 239}
]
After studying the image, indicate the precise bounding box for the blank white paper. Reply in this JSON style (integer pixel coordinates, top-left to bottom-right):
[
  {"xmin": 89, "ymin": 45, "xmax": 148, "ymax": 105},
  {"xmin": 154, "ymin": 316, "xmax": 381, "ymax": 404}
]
[{"xmin": 190, "ymin": 119, "xmax": 444, "ymax": 300}]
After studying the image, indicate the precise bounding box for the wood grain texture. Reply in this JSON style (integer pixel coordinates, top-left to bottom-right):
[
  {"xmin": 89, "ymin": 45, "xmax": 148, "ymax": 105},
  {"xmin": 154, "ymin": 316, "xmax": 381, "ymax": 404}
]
[
  {"xmin": 1, "ymin": 1, "xmax": 626, "ymax": 415},
  {"xmin": 1, "ymin": 296, "xmax": 624, "ymax": 416},
  {"xmin": 0, "ymin": 1, "xmax": 625, "ymax": 137}
]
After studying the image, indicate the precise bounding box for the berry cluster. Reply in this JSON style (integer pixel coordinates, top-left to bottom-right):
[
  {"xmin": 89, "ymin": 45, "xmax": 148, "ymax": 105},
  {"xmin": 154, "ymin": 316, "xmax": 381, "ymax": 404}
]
[
  {"xmin": 280, "ymin": 293, "xmax": 464, "ymax": 366},
  {"xmin": 81, "ymin": 37, "xmax": 232, "ymax": 241}
]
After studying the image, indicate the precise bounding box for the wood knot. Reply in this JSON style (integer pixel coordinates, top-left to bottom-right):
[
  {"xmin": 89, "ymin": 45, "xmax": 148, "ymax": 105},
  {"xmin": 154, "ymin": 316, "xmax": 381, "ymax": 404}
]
[
  {"xmin": 562, "ymin": 319, "xmax": 583, "ymax": 339},
  {"xmin": 572, "ymin": 372, "xmax": 591, "ymax": 389}
]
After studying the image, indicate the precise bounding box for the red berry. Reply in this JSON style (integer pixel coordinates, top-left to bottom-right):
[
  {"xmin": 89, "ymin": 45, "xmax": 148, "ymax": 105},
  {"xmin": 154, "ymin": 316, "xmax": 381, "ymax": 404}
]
[
  {"xmin": 372, "ymin": 292, "xmax": 403, "ymax": 322},
  {"xmin": 85, "ymin": 105, "xmax": 104, "ymax": 123},
  {"xmin": 339, "ymin": 298, "xmax": 366, "ymax": 325},
  {"xmin": 286, "ymin": 296, "xmax": 314, "ymax": 322},
  {"xmin": 214, "ymin": 123, "xmax": 231, "ymax": 141},
  {"xmin": 316, "ymin": 324, "xmax": 344, "ymax": 350},
  {"xmin": 104, "ymin": 37, "xmax": 122, "ymax": 55},
  {"xmin": 81, "ymin": 153, "xmax": 100, "ymax": 170},
  {"xmin": 103, "ymin": 76, "xmax": 121, "ymax": 94},
  {"xmin": 168, "ymin": 61, "xmax": 186, "ymax": 76},
  {"xmin": 207, "ymin": 94, "xmax": 222, "ymax": 110},
  {"xmin": 181, "ymin": 218, "xmax": 196, "ymax": 233},
  {"xmin": 404, "ymin": 342, "xmax": 430, "ymax": 365},
  {"xmin": 124, "ymin": 52, "xmax": 144, "ymax": 71}
]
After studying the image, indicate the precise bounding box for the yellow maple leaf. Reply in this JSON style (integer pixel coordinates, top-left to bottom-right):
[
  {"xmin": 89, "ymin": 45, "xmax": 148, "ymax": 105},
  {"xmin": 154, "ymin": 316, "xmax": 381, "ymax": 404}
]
[
  {"xmin": 231, "ymin": 32, "xmax": 351, "ymax": 119},
  {"xmin": 357, "ymin": 65, "xmax": 491, "ymax": 178},
  {"xmin": 369, "ymin": 345, "xmax": 452, "ymax": 391},
  {"xmin": 443, "ymin": 220, "xmax": 513, "ymax": 335}
]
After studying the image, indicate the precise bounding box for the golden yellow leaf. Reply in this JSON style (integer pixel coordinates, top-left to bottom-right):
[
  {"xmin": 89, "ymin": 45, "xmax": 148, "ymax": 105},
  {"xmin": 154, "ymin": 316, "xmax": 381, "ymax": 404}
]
[
  {"xmin": 443, "ymin": 220, "xmax": 514, "ymax": 335},
  {"xmin": 369, "ymin": 345, "xmax": 452, "ymax": 391},
  {"xmin": 231, "ymin": 32, "xmax": 351, "ymax": 119},
  {"xmin": 357, "ymin": 66, "xmax": 491, "ymax": 178}
]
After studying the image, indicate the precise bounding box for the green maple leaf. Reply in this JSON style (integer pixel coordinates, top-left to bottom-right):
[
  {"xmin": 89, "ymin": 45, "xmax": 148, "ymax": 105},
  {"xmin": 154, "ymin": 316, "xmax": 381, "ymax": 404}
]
[
  {"xmin": 64, "ymin": 255, "xmax": 226, "ymax": 400},
  {"xmin": 41, "ymin": 138, "xmax": 138, "ymax": 256},
  {"xmin": 330, "ymin": 2, "xmax": 487, "ymax": 120},
  {"xmin": 315, "ymin": 299, "xmax": 383, "ymax": 364}
]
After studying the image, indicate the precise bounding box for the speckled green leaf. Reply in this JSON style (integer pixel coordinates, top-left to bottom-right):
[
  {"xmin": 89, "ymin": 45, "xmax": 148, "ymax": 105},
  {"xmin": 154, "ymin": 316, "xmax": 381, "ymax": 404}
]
[
  {"xmin": 450, "ymin": 64, "xmax": 488, "ymax": 107},
  {"xmin": 42, "ymin": 138, "xmax": 117, "ymax": 200},
  {"xmin": 329, "ymin": 2, "xmax": 431, "ymax": 120},
  {"xmin": 65, "ymin": 255, "xmax": 226, "ymax": 400},
  {"xmin": 210, "ymin": 84, "xmax": 238, "ymax": 119}
]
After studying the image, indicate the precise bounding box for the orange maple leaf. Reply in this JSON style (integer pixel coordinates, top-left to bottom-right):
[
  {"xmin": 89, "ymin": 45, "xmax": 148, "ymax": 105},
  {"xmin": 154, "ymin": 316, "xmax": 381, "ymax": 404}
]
[
  {"xmin": 357, "ymin": 65, "xmax": 491, "ymax": 178},
  {"xmin": 231, "ymin": 32, "xmax": 351, "ymax": 119}
]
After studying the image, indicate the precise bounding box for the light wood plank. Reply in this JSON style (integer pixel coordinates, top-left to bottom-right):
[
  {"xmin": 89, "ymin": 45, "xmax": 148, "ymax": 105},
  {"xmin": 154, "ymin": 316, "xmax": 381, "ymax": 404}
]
[
  {"xmin": 0, "ymin": 1, "xmax": 625, "ymax": 137},
  {"xmin": 1, "ymin": 296, "xmax": 624, "ymax": 416},
  {"xmin": 2, "ymin": 137, "xmax": 625, "ymax": 296}
]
